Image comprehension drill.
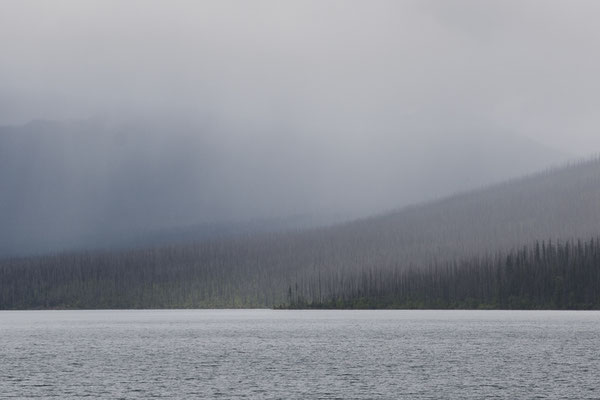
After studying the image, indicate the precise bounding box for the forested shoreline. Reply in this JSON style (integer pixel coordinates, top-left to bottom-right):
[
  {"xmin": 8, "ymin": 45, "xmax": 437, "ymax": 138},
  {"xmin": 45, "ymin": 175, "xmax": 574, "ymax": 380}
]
[
  {"xmin": 0, "ymin": 241, "xmax": 288, "ymax": 309},
  {"xmin": 1, "ymin": 237, "xmax": 599, "ymax": 310},
  {"xmin": 282, "ymin": 238, "xmax": 600, "ymax": 310},
  {"xmin": 3, "ymin": 159, "xmax": 600, "ymax": 310}
]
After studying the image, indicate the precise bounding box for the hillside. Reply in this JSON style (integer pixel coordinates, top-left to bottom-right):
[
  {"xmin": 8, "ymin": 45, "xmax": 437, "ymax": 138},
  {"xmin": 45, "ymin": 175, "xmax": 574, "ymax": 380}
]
[
  {"xmin": 2, "ymin": 157, "xmax": 600, "ymax": 309},
  {"xmin": 286, "ymin": 238, "xmax": 600, "ymax": 310},
  {"xmin": 0, "ymin": 117, "xmax": 568, "ymax": 256}
]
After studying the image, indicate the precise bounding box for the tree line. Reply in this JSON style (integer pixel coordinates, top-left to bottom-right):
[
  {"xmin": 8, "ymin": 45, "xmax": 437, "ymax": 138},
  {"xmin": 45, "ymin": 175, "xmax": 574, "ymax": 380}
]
[
  {"xmin": 3, "ymin": 157, "xmax": 600, "ymax": 310},
  {"xmin": 1, "ymin": 235, "xmax": 599, "ymax": 310},
  {"xmin": 284, "ymin": 238, "xmax": 600, "ymax": 309}
]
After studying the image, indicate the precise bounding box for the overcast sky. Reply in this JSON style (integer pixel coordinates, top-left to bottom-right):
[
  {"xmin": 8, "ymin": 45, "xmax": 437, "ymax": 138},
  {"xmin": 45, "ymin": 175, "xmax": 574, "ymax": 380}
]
[{"xmin": 1, "ymin": 0, "xmax": 599, "ymax": 155}]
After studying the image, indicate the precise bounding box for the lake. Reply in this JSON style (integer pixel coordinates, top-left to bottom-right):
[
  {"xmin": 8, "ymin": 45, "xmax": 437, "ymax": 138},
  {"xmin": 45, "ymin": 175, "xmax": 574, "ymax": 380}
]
[{"xmin": 1, "ymin": 310, "xmax": 599, "ymax": 399}]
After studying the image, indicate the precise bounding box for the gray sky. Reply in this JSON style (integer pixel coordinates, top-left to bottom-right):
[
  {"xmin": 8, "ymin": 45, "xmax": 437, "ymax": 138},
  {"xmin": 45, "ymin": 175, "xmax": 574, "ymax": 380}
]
[
  {"xmin": 1, "ymin": 0, "xmax": 599, "ymax": 155},
  {"xmin": 3, "ymin": 0, "xmax": 600, "ymax": 255}
]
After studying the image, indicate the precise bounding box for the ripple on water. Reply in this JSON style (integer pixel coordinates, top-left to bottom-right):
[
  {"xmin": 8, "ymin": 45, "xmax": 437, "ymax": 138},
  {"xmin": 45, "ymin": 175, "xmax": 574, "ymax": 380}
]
[{"xmin": 0, "ymin": 310, "xmax": 599, "ymax": 399}]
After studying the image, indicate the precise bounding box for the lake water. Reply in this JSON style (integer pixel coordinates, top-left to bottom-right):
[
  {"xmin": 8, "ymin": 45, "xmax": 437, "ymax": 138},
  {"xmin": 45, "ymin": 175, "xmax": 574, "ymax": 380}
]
[{"xmin": 1, "ymin": 310, "xmax": 599, "ymax": 399}]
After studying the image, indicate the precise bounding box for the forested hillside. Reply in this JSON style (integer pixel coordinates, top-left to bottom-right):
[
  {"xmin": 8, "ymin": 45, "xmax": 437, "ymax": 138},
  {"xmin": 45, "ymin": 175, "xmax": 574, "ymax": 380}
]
[
  {"xmin": 2, "ymin": 157, "xmax": 600, "ymax": 309},
  {"xmin": 286, "ymin": 238, "xmax": 600, "ymax": 309}
]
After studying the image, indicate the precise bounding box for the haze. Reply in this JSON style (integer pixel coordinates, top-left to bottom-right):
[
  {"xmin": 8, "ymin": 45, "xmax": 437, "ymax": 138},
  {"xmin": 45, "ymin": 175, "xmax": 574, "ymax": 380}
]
[{"xmin": 1, "ymin": 0, "xmax": 599, "ymax": 254}]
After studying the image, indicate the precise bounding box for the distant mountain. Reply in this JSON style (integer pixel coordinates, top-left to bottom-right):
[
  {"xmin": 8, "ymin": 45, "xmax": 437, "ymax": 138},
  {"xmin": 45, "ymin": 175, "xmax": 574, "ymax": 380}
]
[
  {"xmin": 3, "ymin": 157, "xmax": 600, "ymax": 309},
  {"xmin": 0, "ymin": 116, "xmax": 569, "ymax": 256}
]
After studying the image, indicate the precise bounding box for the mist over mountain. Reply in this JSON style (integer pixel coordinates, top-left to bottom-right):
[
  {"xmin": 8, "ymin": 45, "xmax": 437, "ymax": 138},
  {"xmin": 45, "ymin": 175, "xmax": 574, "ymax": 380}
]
[
  {"xmin": 3, "ymin": 0, "xmax": 600, "ymax": 260},
  {"xmin": 0, "ymin": 1, "xmax": 597, "ymax": 304},
  {"xmin": 3, "ymin": 157, "xmax": 600, "ymax": 309},
  {"xmin": 4, "ymin": 4, "xmax": 600, "ymax": 400},
  {"xmin": 0, "ymin": 115, "xmax": 568, "ymax": 256}
]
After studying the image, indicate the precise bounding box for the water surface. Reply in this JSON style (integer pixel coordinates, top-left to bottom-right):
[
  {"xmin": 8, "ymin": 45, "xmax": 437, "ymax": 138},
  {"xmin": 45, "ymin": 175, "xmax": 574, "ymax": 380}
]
[{"xmin": 1, "ymin": 310, "xmax": 599, "ymax": 398}]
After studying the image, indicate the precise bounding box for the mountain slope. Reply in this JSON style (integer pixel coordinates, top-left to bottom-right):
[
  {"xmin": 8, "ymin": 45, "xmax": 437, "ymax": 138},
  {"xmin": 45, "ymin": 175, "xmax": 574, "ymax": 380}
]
[
  {"xmin": 0, "ymin": 116, "xmax": 569, "ymax": 256},
  {"xmin": 2, "ymin": 157, "xmax": 600, "ymax": 309}
]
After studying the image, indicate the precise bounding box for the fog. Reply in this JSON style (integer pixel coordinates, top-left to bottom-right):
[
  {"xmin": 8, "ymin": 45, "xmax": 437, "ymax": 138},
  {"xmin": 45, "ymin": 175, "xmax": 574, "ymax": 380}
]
[{"xmin": 1, "ymin": 1, "xmax": 599, "ymax": 254}]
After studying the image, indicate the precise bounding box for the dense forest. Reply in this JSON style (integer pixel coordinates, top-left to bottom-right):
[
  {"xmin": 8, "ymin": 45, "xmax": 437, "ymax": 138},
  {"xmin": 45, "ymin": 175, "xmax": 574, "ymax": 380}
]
[
  {"xmin": 284, "ymin": 238, "xmax": 600, "ymax": 309},
  {"xmin": 1, "ymin": 237, "xmax": 599, "ymax": 309},
  {"xmin": 2, "ymin": 157, "xmax": 600, "ymax": 309},
  {"xmin": 0, "ymin": 240, "xmax": 289, "ymax": 309}
]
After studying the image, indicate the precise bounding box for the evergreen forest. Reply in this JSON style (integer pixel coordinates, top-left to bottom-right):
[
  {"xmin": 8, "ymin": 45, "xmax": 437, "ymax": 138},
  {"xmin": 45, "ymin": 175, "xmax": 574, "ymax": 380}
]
[{"xmin": 2, "ymin": 158, "xmax": 600, "ymax": 309}]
